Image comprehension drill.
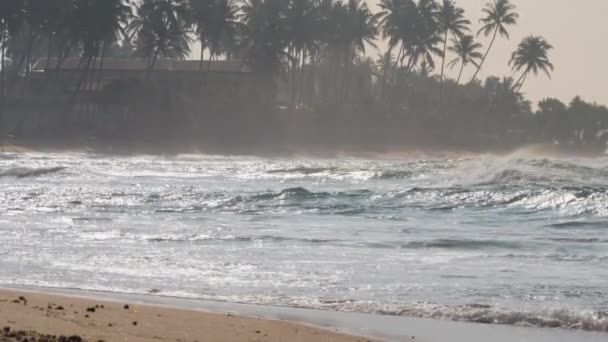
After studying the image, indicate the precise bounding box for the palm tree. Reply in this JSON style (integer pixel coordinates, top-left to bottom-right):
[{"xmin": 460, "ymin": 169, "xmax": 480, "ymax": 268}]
[
  {"xmin": 133, "ymin": 0, "xmax": 192, "ymax": 72},
  {"xmin": 437, "ymin": 0, "xmax": 470, "ymax": 84},
  {"xmin": 0, "ymin": 0, "xmax": 24, "ymax": 107},
  {"xmin": 238, "ymin": 0, "xmax": 289, "ymax": 76},
  {"xmin": 190, "ymin": 0, "xmax": 237, "ymax": 71},
  {"xmin": 509, "ymin": 35, "xmax": 553, "ymax": 92},
  {"xmin": 447, "ymin": 34, "xmax": 482, "ymax": 83},
  {"xmin": 403, "ymin": 0, "xmax": 442, "ymax": 73},
  {"xmin": 205, "ymin": 0, "xmax": 237, "ymax": 68},
  {"xmin": 189, "ymin": 0, "xmax": 212, "ymax": 70},
  {"xmin": 284, "ymin": 0, "xmax": 321, "ymax": 107},
  {"xmin": 471, "ymin": 0, "xmax": 518, "ymax": 82},
  {"xmin": 344, "ymin": 0, "xmax": 378, "ymax": 60},
  {"xmin": 69, "ymin": 0, "xmax": 132, "ymax": 92},
  {"xmin": 339, "ymin": 0, "xmax": 378, "ymax": 101},
  {"xmin": 376, "ymin": 51, "xmax": 394, "ymax": 97}
]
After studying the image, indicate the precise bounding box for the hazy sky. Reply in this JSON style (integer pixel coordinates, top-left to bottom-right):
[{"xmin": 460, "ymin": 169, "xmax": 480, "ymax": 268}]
[{"xmin": 367, "ymin": 0, "xmax": 608, "ymax": 106}]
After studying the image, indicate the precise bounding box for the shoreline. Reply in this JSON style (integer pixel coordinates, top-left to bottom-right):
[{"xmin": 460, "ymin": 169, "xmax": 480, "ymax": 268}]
[
  {"xmin": 0, "ymin": 287, "xmax": 371, "ymax": 342},
  {"xmin": 2, "ymin": 285, "xmax": 608, "ymax": 342}
]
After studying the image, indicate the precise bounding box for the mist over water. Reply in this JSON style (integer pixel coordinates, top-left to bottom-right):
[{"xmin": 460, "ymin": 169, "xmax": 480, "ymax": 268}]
[{"xmin": 1, "ymin": 151, "xmax": 607, "ymax": 331}]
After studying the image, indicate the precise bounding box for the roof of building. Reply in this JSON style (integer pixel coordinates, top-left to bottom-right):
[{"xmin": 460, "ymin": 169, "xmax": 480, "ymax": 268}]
[{"xmin": 33, "ymin": 58, "xmax": 250, "ymax": 73}]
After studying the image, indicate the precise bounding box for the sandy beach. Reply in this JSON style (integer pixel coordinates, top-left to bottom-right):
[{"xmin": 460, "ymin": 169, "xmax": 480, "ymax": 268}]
[{"xmin": 0, "ymin": 289, "xmax": 370, "ymax": 342}]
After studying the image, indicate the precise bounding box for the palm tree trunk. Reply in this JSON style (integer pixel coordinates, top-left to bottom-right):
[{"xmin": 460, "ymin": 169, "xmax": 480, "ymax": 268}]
[
  {"xmin": 148, "ymin": 48, "xmax": 161, "ymax": 79},
  {"xmin": 25, "ymin": 29, "xmax": 35, "ymax": 79},
  {"xmin": 439, "ymin": 29, "xmax": 449, "ymax": 109},
  {"xmin": 207, "ymin": 51, "xmax": 214, "ymax": 72},
  {"xmin": 96, "ymin": 43, "xmax": 107, "ymax": 90},
  {"xmin": 440, "ymin": 29, "xmax": 448, "ymax": 83},
  {"xmin": 74, "ymin": 55, "xmax": 93, "ymax": 96},
  {"xmin": 45, "ymin": 33, "xmax": 54, "ymax": 72},
  {"xmin": 199, "ymin": 39, "xmax": 205, "ymax": 71},
  {"xmin": 456, "ymin": 62, "xmax": 465, "ymax": 84},
  {"xmin": 515, "ymin": 70, "xmax": 528, "ymax": 92},
  {"xmin": 296, "ymin": 49, "xmax": 306, "ymax": 107},
  {"xmin": 0, "ymin": 27, "xmax": 6, "ymax": 120},
  {"xmin": 471, "ymin": 27, "xmax": 498, "ymax": 82}
]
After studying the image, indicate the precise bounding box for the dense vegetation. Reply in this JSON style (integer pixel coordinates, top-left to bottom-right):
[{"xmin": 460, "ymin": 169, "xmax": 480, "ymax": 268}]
[{"xmin": 0, "ymin": 0, "xmax": 606, "ymax": 153}]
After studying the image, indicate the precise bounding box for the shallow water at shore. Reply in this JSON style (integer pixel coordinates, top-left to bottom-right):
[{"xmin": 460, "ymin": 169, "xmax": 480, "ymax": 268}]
[{"xmin": 1, "ymin": 151, "xmax": 607, "ymax": 331}]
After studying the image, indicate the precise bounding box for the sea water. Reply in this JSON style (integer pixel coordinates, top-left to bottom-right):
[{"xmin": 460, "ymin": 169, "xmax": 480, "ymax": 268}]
[{"xmin": 1, "ymin": 151, "xmax": 607, "ymax": 331}]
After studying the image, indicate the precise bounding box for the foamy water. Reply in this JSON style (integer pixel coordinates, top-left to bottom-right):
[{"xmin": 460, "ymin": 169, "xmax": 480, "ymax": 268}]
[{"xmin": 1, "ymin": 152, "xmax": 607, "ymax": 331}]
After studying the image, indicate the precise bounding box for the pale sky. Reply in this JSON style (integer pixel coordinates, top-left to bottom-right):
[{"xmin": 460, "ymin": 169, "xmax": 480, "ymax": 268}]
[{"xmin": 366, "ymin": 0, "xmax": 608, "ymax": 106}]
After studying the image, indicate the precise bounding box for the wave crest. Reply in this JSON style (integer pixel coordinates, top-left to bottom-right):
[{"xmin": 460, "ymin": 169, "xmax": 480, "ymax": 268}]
[{"xmin": 0, "ymin": 166, "xmax": 66, "ymax": 178}]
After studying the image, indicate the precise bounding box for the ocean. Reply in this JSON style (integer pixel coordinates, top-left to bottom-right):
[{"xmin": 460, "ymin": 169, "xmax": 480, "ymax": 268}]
[{"xmin": 1, "ymin": 151, "xmax": 607, "ymax": 332}]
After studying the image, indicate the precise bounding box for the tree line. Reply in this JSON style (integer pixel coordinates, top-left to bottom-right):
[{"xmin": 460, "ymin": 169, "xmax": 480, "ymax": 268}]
[
  {"xmin": 0, "ymin": 0, "xmax": 552, "ymax": 100},
  {"xmin": 0, "ymin": 0, "xmax": 606, "ymax": 152}
]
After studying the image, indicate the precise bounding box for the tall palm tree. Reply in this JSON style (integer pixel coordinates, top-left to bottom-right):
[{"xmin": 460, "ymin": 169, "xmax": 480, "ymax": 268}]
[
  {"xmin": 509, "ymin": 35, "xmax": 553, "ymax": 92},
  {"xmin": 437, "ymin": 0, "xmax": 470, "ymax": 84},
  {"xmin": 376, "ymin": 51, "xmax": 394, "ymax": 98},
  {"xmin": 43, "ymin": 0, "xmax": 78, "ymax": 72},
  {"xmin": 284, "ymin": 0, "xmax": 321, "ymax": 107},
  {"xmin": 205, "ymin": 0, "xmax": 237, "ymax": 68},
  {"xmin": 0, "ymin": 0, "xmax": 24, "ymax": 107},
  {"xmin": 471, "ymin": 0, "xmax": 518, "ymax": 82},
  {"xmin": 189, "ymin": 0, "xmax": 213, "ymax": 70},
  {"xmin": 403, "ymin": 0, "xmax": 442, "ymax": 73},
  {"xmin": 190, "ymin": 0, "xmax": 237, "ymax": 70},
  {"xmin": 69, "ymin": 0, "xmax": 132, "ymax": 92},
  {"xmin": 340, "ymin": 0, "xmax": 378, "ymax": 100},
  {"xmin": 238, "ymin": 0, "xmax": 288, "ymax": 76},
  {"xmin": 447, "ymin": 34, "xmax": 482, "ymax": 84},
  {"xmin": 133, "ymin": 0, "xmax": 192, "ymax": 72}
]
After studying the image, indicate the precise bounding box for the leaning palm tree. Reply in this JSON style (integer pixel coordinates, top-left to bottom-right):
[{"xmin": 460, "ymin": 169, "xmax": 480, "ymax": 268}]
[
  {"xmin": 437, "ymin": 0, "xmax": 470, "ymax": 84},
  {"xmin": 471, "ymin": 0, "xmax": 518, "ymax": 82},
  {"xmin": 447, "ymin": 34, "xmax": 482, "ymax": 83},
  {"xmin": 509, "ymin": 35, "xmax": 554, "ymax": 92}
]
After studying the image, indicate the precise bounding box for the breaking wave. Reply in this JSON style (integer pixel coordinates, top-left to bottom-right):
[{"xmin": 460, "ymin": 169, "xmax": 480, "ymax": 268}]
[
  {"xmin": 391, "ymin": 303, "xmax": 608, "ymax": 332},
  {"xmin": 0, "ymin": 166, "xmax": 66, "ymax": 178}
]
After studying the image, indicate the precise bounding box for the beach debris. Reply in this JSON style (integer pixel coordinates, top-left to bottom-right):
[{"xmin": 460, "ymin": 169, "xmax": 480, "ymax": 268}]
[
  {"xmin": 86, "ymin": 307, "xmax": 96, "ymax": 313},
  {"xmin": 56, "ymin": 306, "xmax": 64, "ymax": 311},
  {"xmin": 123, "ymin": 304, "xmax": 130, "ymax": 310},
  {"xmin": 2, "ymin": 327, "xmax": 10, "ymax": 334},
  {"xmin": 132, "ymin": 321, "xmax": 138, "ymax": 326}
]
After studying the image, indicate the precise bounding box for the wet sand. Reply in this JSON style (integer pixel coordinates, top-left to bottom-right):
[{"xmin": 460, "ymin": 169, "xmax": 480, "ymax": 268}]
[{"xmin": 0, "ymin": 289, "xmax": 370, "ymax": 342}]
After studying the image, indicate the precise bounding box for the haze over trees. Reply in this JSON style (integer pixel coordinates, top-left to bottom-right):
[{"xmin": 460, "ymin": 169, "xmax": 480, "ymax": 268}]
[{"xmin": 0, "ymin": 0, "xmax": 606, "ymax": 153}]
